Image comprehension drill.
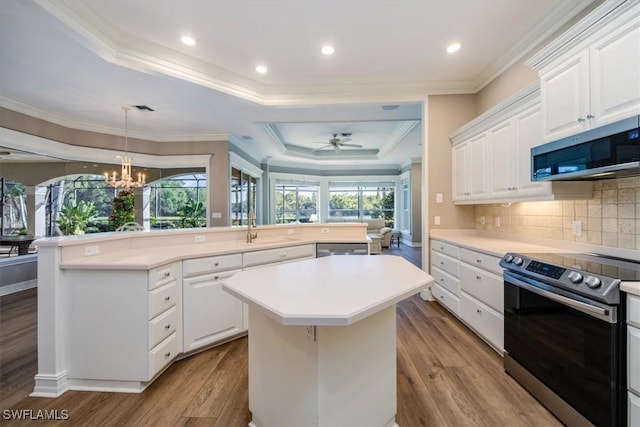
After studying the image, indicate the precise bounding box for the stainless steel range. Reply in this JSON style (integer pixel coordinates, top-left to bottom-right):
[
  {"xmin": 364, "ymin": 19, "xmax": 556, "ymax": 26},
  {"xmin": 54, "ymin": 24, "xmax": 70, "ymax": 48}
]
[{"xmin": 500, "ymin": 252, "xmax": 640, "ymax": 427}]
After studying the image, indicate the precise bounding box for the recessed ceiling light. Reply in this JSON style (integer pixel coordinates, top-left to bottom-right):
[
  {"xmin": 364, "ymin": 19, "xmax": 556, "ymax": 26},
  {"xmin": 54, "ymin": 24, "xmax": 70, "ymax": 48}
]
[
  {"xmin": 447, "ymin": 43, "xmax": 461, "ymax": 53},
  {"xmin": 321, "ymin": 45, "xmax": 335, "ymax": 56},
  {"xmin": 180, "ymin": 35, "xmax": 196, "ymax": 46},
  {"xmin": 255, "ymin": 64, "xmax": 268, "ymax": 74}
]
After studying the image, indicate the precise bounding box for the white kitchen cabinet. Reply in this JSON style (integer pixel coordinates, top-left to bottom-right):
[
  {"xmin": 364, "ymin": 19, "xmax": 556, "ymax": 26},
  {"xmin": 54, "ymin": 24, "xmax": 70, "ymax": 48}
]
[
  {"xmin": 452, "ymin": 132, "xmax": 488, "ymax": 202},
  {"xmin": 430, "ymin": 239, "xmax": 461, "ymax": 316},
  {"xmin": 242, "ymin": 244, "xmax": 315, "ymax": 269},
  {"xmin": 183, "ymin": 254, "xmax": 244, "ymax": 353},
  {"xmin": 68, "ymin": 261, "xmax": 183, "ymax": 387},
  {"xmin": 630, "ymin": 391, "xmax": 640, "ymax": 427},
  {"xmin": 459, "ymin": 293, "xmax": 503, "ymax": 352},
  {"xmin": 531, "ymin": 2, "xmax": 640, "ymax": 141},
  {"xmin": 451, "ymin": 83, "xmax": 592, "ymax": 205},
  {"xmin": 629, "ymin": 294, "xmax": 640, "ymax": 427}
]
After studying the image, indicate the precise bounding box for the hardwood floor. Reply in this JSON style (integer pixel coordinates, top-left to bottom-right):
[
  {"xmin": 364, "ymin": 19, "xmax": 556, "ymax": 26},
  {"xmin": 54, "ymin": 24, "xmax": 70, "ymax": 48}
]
[{"xmin": 0, "ymin": 245, "xmax": 560, "ymax": 426}]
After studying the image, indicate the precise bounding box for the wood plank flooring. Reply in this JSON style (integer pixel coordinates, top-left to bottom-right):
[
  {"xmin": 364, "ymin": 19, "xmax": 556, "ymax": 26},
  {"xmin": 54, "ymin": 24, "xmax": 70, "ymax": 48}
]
[{"xmin": 0, "ymin": 245, "xmax": 561, "ymax": 426}]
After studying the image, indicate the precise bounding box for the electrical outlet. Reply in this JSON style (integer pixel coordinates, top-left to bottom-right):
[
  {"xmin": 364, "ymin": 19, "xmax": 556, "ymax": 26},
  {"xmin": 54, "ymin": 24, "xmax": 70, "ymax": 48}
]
[
  {"xmin": 194, "ymin": 235, "xmax": 206, "ymax": 243},
  {"xmin": 436, "ymin": 193, "xmax": 443, "ymax": 203},
  {"xmin": 494, "ymin": 216, "xmax": 501, "ymax": 227},
  {"xmin": 480, "ymin": 216, "xmax": 486, "ymax": 226},
  {"xmin": 320, "ymin": 228, "xmax": 330, "ymax": 234},
  {"xmin": 434, "ymin": 216, "xmax": 441, "ymax": 225},
  {"xmin": 572, "ymin": 220, "xmax": 582, "ymax": 236},
  {"xmin": 85, "ymin": 245, "xmax": 99, "ymax": 256},
  {"xmin": 305, "ymin": 326, "xmax": 315, "ymax": 341}
]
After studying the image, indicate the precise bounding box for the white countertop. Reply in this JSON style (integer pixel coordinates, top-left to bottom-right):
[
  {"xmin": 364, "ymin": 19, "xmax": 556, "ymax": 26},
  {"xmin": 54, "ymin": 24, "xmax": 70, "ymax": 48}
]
[
  {"xmin": 222, "ymin": 255, "xmax": 434, "ymax": 326},
  {"xmin": 621, "ymin": 282, "xmax": 640, "ymax": 297}
]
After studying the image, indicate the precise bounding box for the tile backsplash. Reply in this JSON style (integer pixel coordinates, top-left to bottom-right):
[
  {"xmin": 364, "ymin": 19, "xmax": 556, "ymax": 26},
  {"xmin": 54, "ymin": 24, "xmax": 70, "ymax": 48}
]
[{"xmin": 475, "ymin": 176, "xmax": 640, "ymax": 250}]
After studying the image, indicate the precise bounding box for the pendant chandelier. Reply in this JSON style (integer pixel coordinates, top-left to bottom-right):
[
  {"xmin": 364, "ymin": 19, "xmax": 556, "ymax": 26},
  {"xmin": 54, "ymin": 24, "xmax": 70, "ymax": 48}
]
[{"xmin": 104, "ymin": 106, "xmax": 146, "ymax": 189}]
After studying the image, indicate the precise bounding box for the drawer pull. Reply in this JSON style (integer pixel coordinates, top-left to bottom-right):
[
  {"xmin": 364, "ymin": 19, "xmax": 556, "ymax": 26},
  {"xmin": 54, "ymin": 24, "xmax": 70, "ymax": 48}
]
[
  {"xmin": 440, "ymin": 261, "xmax": 444, "ymax": 265},
  {"xmin": 214, "ymin": 275, "xmax": 219, "ymax": 280},
  {"xmin": 476, "ymin": 259, "xmax": 482, "ymax": 264},
  {"xmin": 476, "ymin": 309, "xmax": 482, "ymax": 314},
  {"xmin": 476, "ymin": 275, "xmax": 481, "ymax": 280},
  {"xmin": 439, "ymin": 278, "xmax": 444, "ymax": 282},
  {"xmin": 214, "ymin": 262, "xmax": 219, "ymax": 267},
  {"xmin": 164, "ymin": 324, "xmax": 171, "ymax": 329},
  {"xmin": 278, "ymin": 252, "xmax": 287, "ymax": 258},
  {"xmin": 164, "ymin": 296, "xmax": 171, "ymax": 301},
  {"xmin": 164, "ymin": 352, "xmax": 171, "ymax": 358},
  {"xmin": 440, "ymin": 296, "xmax": 444, "ymax": 300},
  {"xmin": 439, "ymin": 246, "xmax": 444, "ymax": 250},
  {"xmin": 164, "ymin": 272, "xmax": 171, "ymax": 277}
]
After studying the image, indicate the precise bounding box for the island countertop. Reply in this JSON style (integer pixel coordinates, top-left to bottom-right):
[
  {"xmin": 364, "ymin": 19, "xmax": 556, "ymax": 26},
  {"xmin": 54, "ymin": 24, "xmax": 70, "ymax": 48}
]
[{"xmin": 222, "ymin": 255, "xmax": 434, "ymax": 326}]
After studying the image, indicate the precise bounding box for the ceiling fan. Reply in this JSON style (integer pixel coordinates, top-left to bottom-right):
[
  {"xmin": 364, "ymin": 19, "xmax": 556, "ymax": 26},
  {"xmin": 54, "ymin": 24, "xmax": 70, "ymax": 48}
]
[{"xmin": 313, "ymin": 133, "xmax": 362, "ymax": 152}]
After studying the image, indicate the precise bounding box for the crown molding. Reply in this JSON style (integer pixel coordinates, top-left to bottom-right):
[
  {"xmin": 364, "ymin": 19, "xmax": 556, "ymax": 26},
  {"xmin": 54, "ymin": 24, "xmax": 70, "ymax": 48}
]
[
  {"xmin": 526, "ymin": 0, "xmax": 640, "ymax": 71},
  {"xmin": 377, "ymin": 121, "xmax": 420, "ymax": 158},
  {"xmin": 0, "ymin": 96, "xmax": 229, "ymax": 142},
  {"xmin": 0, "ymin": 127, "xmax": 210, "ymax": 168}
]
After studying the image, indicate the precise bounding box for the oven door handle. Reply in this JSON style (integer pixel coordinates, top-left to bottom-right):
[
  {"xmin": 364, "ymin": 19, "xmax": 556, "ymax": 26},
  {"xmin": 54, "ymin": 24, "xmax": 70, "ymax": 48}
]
[{"xmin": 505, "ymin": 272, "xmax": 616, "ymax": 323}]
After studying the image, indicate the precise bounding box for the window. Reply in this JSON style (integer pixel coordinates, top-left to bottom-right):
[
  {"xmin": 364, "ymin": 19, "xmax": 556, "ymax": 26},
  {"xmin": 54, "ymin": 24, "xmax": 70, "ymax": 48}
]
[
  {"xmin": 231, "ymin": 167, "xmax": 257, "ymax": 226},
  {"xmin": 274, "ymin": 181, "xmax": 318, "ymax": 223},
  {"xmin": 1, "ymin": 178, "xmax": 27, "ymax": 235},
  {"xmin": 401, "ymin": 176, "xmax": 410, "ymax": 232},
  {"xmin": 149, "ymin": 173, "xmax": 207, "ymax": 229},
  {"xmin": 328, "ymin": 181, "xmax": 395, "ymax": 227}
]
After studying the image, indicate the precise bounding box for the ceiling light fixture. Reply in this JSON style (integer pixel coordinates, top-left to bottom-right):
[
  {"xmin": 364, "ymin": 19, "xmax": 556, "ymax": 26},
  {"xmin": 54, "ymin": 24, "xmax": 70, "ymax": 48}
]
[
  {"xmin": 321, "ymin": 45, "xmax": 335, "ymax": 56},
  {"xmin": 255, "ymin": 64, "xmax": 268, "ymax": 74},
  {"xmin": 447, "ymin": 43, "xmax": 461, "ymax": 53},
  {"xmin": 104, "ymin": 107, "xmax": 146, "ymax": 189},
  {"xmin": 180, "ymin": 35, "xmax": 196, "ymax": 46}
]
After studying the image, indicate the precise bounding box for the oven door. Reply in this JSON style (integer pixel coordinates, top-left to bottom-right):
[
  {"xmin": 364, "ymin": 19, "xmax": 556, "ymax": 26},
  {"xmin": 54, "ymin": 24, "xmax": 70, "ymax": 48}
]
[{"xmin": 503, "ymin": 271, "xmax": 625, "ymax": 427}]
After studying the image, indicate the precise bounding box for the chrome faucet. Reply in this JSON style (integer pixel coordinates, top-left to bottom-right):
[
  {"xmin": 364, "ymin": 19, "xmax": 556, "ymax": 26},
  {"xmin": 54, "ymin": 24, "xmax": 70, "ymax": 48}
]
[{"xmin": 246, "ymin": 210, "xmax": 258, "ymax": 243}]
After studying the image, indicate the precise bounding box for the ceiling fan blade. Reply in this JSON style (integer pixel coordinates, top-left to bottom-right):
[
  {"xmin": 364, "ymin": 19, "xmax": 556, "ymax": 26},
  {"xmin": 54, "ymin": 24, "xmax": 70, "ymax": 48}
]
[
  {"xmin": 333, "ymin": 144, "xmax": 340, "ymax": 152},
  {"xmin": 339, "ymin": 143, "xmax": 363, "ymax": 148},
  {"xmin": 338, "ymin": 138, "xmax": 352, "ymax": 143}
]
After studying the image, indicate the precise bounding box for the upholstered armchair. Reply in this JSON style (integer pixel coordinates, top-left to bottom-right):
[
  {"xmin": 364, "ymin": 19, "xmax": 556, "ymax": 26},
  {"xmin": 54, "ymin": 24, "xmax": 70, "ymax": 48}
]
[{"xmin": 363, "ymin": 219, "xmax": 393, "ymax": 248}]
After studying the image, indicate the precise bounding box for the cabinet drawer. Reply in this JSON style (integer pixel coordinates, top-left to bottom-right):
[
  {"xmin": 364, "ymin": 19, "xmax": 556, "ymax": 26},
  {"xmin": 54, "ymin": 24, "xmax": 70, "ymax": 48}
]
[
  {"xmin": 432, "ymin": 283, "xmax": 459, "ymax": 316},
  {"xmin": 431, "ymin": 251, "xmax": 459, "ymax": 278},
  {"xmin": 148, "ymin": 280, "xmax": 178, "ymax": 320},
  {"xmin": 629, "ymin": 325, "xmax": 640, "ymax": 395},
  {"xmin": 630, "ymin": 392, "xmax": 640, "ymax": 427},
  {"xmin": 431, "ymin": 266, "xmax": 460, "ymax": 297},
  {"xmin": 460, "ymin": 263, "xmax": 503, "ymax": 313},
  {"xmin": 629, "ymin": 294, "xmax": 640, "ymax": 328},
  {"xmin": 148, "ymin": 331, "xmax": 179, "ymax": 380},
  {"xmin": 149, "ymin": 263, "xmax": 180, "ymax": 290},
  {"xmin": 149, "ymin": 305, "xmax": 178, "ymax": 350},
  {"xmin": 460, "ymin": 248, "xmax": 502, "ymax": 275},
  {"xmin": 183, "ymin": 253, "xmax": 243, "ymax": 278},
  {"xmin": 430, "ymin": 240, "xmax": 460, "ymax": 259},
  {"xmin": 243, "ymin": 244, "xmax": 314, "ymax": 268},
  {"xmin": 460, "ymin": 293, "xmax": 503, "ymax": 352}
]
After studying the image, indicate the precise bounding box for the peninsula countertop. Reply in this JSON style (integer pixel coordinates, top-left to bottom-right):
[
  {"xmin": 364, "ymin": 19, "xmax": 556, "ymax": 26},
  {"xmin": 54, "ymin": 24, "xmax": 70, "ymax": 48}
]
[{"xmin": 222, "ymin": 255, "xmax": 434, "ymax": 326}]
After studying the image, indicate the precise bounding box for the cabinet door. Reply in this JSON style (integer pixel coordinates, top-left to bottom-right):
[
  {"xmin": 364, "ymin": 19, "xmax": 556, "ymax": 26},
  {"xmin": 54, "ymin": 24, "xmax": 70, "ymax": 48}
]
[
  {"xmin": 488, "ymin": 120, "xmax": 514, "ymax": 198},
  {"xmin": 513, "ymin": 105, "xmax": 549, "ymax": 195},
  {"xmin": 183, "ymin": 270, "xmax": 244, "ymax": 352},
  {"xmin": 452, "ymin": 143, "xmax": 468, "ymax": 200},
  {"xmin": 589, "ymin": 14, "xmax": 640, "ymax": 128},
  {"xmin": 540, "ymin": 50, "xmax": 590, "ymax": 141},
  {"xmin": 468, "ymin": 133, "xmax": 488, "ymax": 198}
]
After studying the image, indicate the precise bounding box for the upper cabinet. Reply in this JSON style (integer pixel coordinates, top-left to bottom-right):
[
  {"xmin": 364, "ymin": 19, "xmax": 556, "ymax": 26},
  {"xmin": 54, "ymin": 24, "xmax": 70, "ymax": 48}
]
[
  {"xmin": 527, "ymin": 1, "xmax": 640, "ymax": 142},
  {"xmin": 450, "ymin": 83, "xmax": 593, "ymax": 205}
]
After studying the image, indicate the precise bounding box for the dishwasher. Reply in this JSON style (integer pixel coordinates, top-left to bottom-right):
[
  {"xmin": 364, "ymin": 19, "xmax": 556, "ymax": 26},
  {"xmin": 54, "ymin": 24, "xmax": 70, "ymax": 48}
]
[{"xmin": 316, "ymin": 242, "xmax": 369, "ymax": 257}]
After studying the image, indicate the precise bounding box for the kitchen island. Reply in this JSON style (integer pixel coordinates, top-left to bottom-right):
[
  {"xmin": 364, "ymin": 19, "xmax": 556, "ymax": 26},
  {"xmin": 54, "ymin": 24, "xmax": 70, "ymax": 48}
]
[{"xmin": 223, "ymin": 255, "xmax": 433, "ymax": 427}]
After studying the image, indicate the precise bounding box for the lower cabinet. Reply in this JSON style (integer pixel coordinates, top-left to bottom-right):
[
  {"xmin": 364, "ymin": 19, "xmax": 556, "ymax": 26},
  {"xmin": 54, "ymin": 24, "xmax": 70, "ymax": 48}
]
[
  {"xmin": 628, "ymin": 294, "xmax": 640, "ymax": 426},
  {"xmin": 430, "ymin": 239, "xmax": 504, "ymax": 353},
  {"xmin": 183, "ymin": 254, "xmax": 244, "ymax": 353}
]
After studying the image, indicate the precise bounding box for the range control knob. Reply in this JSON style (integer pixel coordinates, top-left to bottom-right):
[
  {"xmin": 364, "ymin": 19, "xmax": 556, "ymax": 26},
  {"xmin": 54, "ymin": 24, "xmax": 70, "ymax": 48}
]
[
  {"xmin": 584, "ymin": 276, "xmax": 602, "ymax": 289},
  {"xmin": 513, "ymin": 257, "xmax": 523, "ymax": 266},
  {"xmin": 567, "ymin": 271, "xmax": 583, "ymax": 284},
  {"xmin": 504, "ymin": 254, "xmax": 514, "ymax": 263}
]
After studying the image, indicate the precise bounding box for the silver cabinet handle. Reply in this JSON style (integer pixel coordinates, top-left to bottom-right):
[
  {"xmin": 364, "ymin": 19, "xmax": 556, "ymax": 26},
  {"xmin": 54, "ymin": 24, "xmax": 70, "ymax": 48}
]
[
  {"xmin": 164, "ymin": 352, "xmax": 171, "ymax": 358},
  {"xmin": 439, "ymin": 278, "xmax": 444, "ymax": 282},
  {"xmin": 586, "ymin": 114, "xmax": 595, "ymax": 119},
  {"xmin": 214, "ymin": 262, "xmax": 219, "ymax": 267},
  {"xmin": 476, "ymin": 259, "xmax": 482, "ymax": 264},
  {"xmin": 278, "ymin": 252, "xmax": 287, "ymax": 258},
  {"xmin": 164, "ymin": 324, "xmax": 171, "ymax": 329},
  {"xmin": 214, "ymin": 275, "xmax": 219, "ymax": 280},
  {"xmin": 164, "ymin": 272, "xmax": 170, "ymax": 277},
  {"xmin": 476, "ymin": 275, "xmax": 481, "ymax": 280},
  {"xmin": 577, "ymin": 117, "xmax": 586, "ymax": 123},
  {"xmin": 440, "ymin": 295, "xmax": 444, "ymax": 300},
  {"xmin": 476, "ymin": 309, "xmax": 482, "ymax": 314},
  {"xmin": 164, "ymin": 296, "xmax": 171, "ymax": 301}
]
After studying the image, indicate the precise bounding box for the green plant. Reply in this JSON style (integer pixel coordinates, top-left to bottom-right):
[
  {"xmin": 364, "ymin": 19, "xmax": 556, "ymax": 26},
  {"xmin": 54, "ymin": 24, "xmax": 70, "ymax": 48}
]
[
  {"xmin": 56, "ymin": 199, "xmax": 98, "ymax": 235},
  {"xmin": 178, "ymin": 198, "xmax": 205, "ymax": 228},
  {"xmin": 108, "ymin": 189, "xmax": 135, "ymax": 231}
]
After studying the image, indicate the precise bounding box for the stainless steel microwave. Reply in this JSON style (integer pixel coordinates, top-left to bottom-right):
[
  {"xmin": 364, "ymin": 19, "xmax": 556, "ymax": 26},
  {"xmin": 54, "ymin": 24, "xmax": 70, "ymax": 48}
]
[{"xmin": 531, "ymin": 115, "xmax": 640, "ymax": 181}]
